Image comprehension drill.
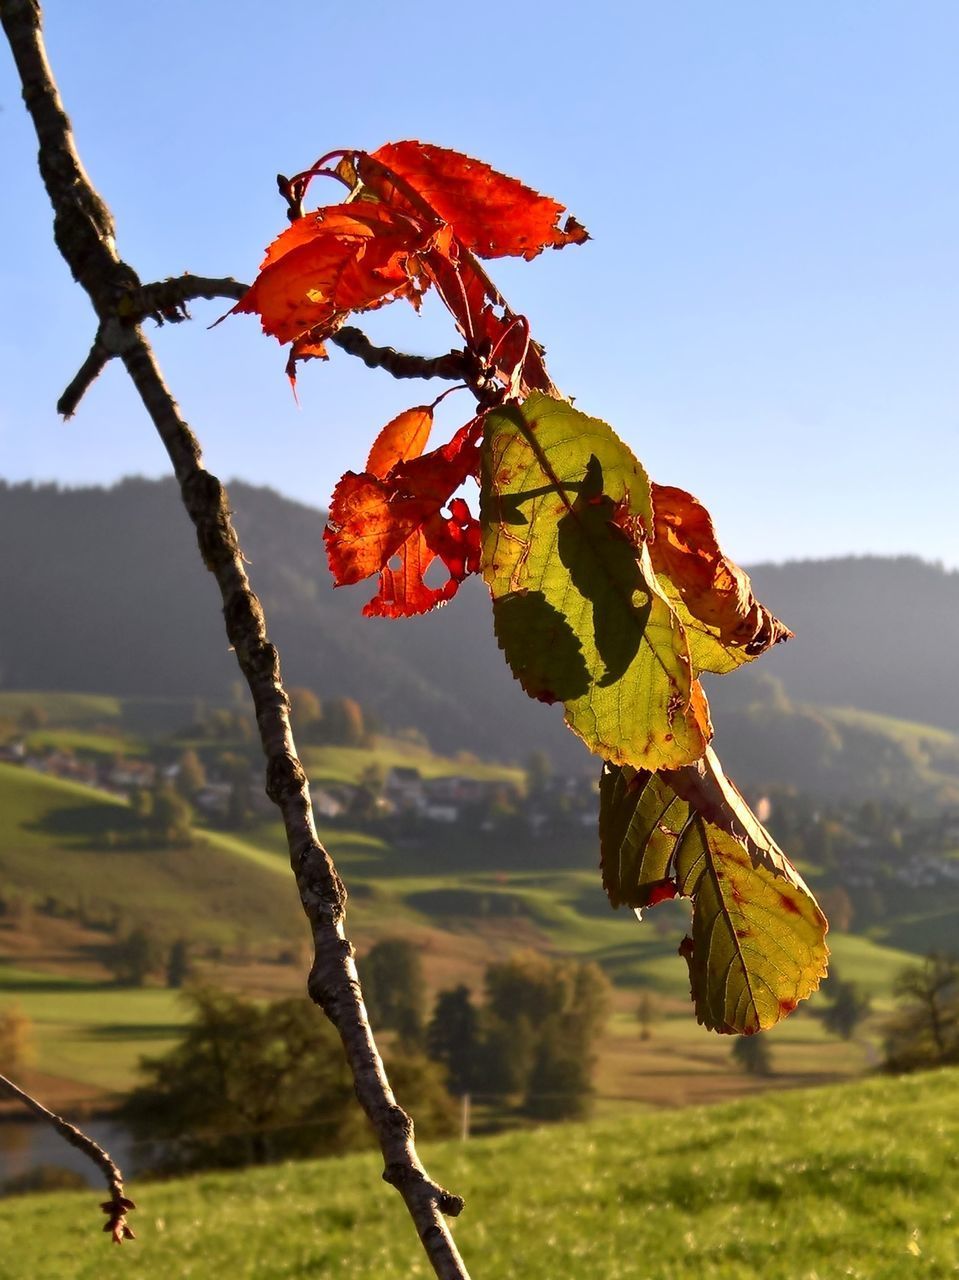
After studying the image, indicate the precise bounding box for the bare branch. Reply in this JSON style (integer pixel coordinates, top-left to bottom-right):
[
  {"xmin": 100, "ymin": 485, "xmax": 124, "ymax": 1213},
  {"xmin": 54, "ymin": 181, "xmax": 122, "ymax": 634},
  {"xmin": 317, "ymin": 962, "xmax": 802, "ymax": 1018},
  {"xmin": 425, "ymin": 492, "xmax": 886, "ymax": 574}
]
[
  {"xmin": 57, "ymin": 334, "xmax": 109, "ymax": 418},
  {"xmin": 127, "ymin": 273, "xmax": 248, "ymax": 319},
  {"xmin": 330, "ymin": 326, "xmax": 471, "ymax": 382},
  {"xmin": 1, "ymin": 2, "xmax": 470, "ymax": 1275},
  {"xmin": 0, "ymin": 1073, "xmax": 135, "ymax": 1242}
]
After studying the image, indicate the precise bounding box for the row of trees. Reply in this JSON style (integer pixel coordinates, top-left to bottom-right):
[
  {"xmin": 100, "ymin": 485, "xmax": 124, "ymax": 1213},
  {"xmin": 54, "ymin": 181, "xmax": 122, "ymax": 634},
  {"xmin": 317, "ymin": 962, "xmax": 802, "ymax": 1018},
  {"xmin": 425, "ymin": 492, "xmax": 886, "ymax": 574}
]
[
  {"xmin": 360, "ymin": 941, "xmax": 612, "ymax": 1121},
  {"xmin": 182, "ymin": 692, "xmax": 373, "ymax": 748},
  {"xmin": 119, "ymin": 947, "xmax": 612, "ymax": 1176}
]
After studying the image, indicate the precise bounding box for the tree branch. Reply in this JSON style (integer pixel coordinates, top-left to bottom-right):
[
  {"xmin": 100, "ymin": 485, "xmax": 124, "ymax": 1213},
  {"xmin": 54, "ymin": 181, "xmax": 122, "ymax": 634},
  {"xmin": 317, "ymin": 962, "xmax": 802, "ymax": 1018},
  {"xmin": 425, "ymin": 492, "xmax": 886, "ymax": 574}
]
[
  {"xmin": 0, "ymin": 1073, "xmax": 134, "ymax": 1241},
  {"xmin": 329, "ymin": 326, "xmax": 471, "ymax": 382},
  {"xmin": 1, "ymin": 2, "xmax": 470, "ymax": 1275},
  {"xmin": 57, "ymin": 334, "xmax": 109, "ymax": 418}
]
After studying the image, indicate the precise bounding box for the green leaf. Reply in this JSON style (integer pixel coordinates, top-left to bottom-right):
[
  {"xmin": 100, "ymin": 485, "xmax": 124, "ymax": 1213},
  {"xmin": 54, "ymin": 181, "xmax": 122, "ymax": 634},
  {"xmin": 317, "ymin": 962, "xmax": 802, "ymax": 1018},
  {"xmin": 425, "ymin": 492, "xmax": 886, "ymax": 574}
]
[
  {"xmin": 599, "ymin": 748, "xmax": 828, "ymax": 1033},
  {"xmin": 480, "ymin": 394, "xmax": 710, "ymax": 770}
]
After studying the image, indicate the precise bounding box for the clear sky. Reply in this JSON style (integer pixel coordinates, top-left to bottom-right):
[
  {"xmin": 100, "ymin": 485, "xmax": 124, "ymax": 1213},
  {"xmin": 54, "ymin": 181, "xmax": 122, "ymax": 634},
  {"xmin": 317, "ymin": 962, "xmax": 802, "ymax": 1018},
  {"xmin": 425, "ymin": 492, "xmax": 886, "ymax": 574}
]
[{"xmin": 1, "ymin": 1, "xmax": 956, "ymax": 567}]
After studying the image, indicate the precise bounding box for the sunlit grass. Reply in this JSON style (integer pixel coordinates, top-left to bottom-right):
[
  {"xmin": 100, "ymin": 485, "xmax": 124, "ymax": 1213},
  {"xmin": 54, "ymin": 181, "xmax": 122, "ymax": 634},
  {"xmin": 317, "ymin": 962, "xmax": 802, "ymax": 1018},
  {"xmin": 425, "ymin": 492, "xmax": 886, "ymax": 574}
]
[{"xmin": 0, "ymin": 1070, "xmax": 955, "ymax": 1280}]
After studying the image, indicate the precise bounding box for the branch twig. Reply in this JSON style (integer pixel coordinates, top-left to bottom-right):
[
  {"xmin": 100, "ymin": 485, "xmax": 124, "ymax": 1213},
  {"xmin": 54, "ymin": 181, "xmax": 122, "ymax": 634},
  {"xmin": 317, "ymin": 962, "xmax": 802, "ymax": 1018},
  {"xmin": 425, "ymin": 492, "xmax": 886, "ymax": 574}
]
[
  {"xmin": 0, "ymin": 1073, "xmax": 134, "ymax": 1241},
  {"xmin": 1, "ymin": 2, "xmax": 469, "ymax": 1275},
  {"xmin": 329, "ymin": 326, "xmax": 471, "ymax": 382},
  {"xmin": 57, "ymin": 335, "xmax": 109, "ymax": 418}
]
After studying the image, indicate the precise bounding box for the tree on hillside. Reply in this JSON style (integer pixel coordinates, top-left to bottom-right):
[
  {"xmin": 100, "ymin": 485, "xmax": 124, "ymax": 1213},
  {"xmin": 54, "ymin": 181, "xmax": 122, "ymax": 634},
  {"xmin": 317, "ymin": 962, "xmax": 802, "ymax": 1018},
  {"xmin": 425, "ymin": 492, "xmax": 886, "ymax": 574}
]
[
  {"xmin": 165, "ymin": 939, "xmax": 194, "ymax": 990},
  {"xmin": 288, "ymin": 686, "xmax": 323, "ymax": 734},
  {"xmin": 884, "ymin": 953, "xmax": 959, "ymax": 1073},
  {"xmin": 636, "ymin": 990, "xmax": 659, "ymax": 1042},
  {"xmin": 149, "ymin": 783, "xmax": 193, "ymax": 846},
  {"xmin": 524, "ymin": 749, "xmax": 553, "ymax": 798},
  {"xmin": 322, "ymin": 696, "xmax": 367, "ymax": 747},
  {"xmin": 174, "ymin": 749, "xmax": 206, "ymax": 800},
  {"xmin": 0, "ymin": 1004, "xmax": 33, "ymax": 1075},
  {"xmin": 105, "ymin": 927, "xmax": 163, "ymax": 987},
  {"xmin": 480, "ymin": 952, "xmax": 612, "ymax": 1119},
  {"xmin": 815, "ymin": 968, "xmax": 872, "ymax": 1041},
  {"xmin": 731, "ymin": 1033, "xmax": 773, "ymax": 1077},
  {"xmin": 1, "ymin": 2, "xmax": 832, "ymax": 1269},
  {"xmin": 359, "ymin": 938, "xmax": 427, "ymax": 1047},
  {"xmin": 426, "ymin": 986, "xmax": 481, "ymax": 1096}
]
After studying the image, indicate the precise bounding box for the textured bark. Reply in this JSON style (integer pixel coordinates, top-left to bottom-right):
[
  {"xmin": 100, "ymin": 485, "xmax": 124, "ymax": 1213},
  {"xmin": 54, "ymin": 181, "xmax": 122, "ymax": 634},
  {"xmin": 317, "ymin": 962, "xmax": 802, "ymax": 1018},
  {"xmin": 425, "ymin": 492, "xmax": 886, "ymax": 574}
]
[{"xmin": 1, "ymin": 2, "xmax": 469, "ymax": 1275}]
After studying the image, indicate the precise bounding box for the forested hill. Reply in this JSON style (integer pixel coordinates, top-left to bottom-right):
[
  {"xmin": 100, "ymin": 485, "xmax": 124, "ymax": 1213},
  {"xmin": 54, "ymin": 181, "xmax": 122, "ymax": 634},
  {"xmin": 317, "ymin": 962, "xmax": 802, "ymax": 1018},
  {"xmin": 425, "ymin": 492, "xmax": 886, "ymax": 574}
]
[
  {"xmin": 746, "ymin": 555, "xmax": 959, "ymax": 734},
  {"xmin": 2, "ymin": 478, "xmax": 957, "ymax": 774}
]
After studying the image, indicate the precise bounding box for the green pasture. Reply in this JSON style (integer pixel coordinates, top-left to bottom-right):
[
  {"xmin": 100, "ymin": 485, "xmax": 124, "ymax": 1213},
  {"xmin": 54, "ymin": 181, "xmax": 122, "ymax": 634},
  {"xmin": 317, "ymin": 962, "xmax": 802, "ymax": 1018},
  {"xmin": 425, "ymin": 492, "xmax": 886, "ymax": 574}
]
[
  {"xmin": 1, "ymin": 1069, "xmax": 955, "ymax": 1279},
  {"xmin": 0, "ymin": 765, "xmax": 301, "ymax": 948},
  {"xmin": 824, "ymin": 705, "xmax": 959, "ymax": 747},
  {"xmin": 300, "ymin": 740, "xmax": 523, "ymax": 786},
  {"xmin": 0, "ymin": 693, "xmax": 123, "ymax": 728},
  {"xmin": 21, "ymin": 729, "xmax": 144, "ymax": 758}
]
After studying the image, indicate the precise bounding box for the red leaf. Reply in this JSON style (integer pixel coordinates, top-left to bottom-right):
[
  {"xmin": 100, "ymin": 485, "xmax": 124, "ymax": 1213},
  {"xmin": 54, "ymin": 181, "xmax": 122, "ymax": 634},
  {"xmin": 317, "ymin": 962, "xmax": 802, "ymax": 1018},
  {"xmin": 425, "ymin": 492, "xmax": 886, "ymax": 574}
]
[
  {"xmin": 232, "ymin": 203, "xmax": 432, "ymax": 345},
  {"xmin": 366, "ymin": 406, "xmax": 433, "ymax": 478},
  {"xmin": 649, "ymin": 484, "xmax": 793, "ymax": 656},
  {"xmin": 366, "ymin": 498, "xmax": 481, "ymax": 618},
  {"xmin": 364, "ymin": 141, "xmax": 589, "ymax": 261},
  {"xmin": 324, "ymin": 419, "xmax": 483, "ymax": 617}
]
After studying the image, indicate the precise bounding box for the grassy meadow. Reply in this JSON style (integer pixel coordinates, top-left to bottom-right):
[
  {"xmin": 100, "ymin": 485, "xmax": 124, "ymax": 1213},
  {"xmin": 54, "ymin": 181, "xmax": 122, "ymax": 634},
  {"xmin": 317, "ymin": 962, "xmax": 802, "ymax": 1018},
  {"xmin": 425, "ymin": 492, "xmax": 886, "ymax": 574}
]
[{"xmin": 0, "ymin": 1069, "xmax": 956, "ymax": 1279}]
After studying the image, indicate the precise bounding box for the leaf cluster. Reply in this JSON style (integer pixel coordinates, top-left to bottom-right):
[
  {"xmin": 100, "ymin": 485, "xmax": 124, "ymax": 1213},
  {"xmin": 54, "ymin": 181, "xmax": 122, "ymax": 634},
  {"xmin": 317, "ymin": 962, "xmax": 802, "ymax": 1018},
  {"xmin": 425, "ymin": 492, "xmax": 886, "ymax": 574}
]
[{"xmin": 233, "ymin": 140, "xmax": 829, "ymax": 1033}]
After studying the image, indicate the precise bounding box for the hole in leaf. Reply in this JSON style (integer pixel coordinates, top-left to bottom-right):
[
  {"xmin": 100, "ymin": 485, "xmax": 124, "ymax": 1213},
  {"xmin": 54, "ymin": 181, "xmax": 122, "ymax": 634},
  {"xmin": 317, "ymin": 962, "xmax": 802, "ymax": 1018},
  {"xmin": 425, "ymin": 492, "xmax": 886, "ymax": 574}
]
[{"xmin": 423, "ymin": 558, "xmax": 447, "ymax": 588}]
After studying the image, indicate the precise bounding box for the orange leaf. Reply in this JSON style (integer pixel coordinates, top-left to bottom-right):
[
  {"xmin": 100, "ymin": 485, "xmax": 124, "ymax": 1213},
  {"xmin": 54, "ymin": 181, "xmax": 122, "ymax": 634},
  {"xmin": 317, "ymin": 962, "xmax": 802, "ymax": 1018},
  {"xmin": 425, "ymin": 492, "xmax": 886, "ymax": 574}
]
[
  {"xmin": 324, "ymin": 419, "xmax": 483, "ymax": 617},
  {"xmin": 649, "ymin": 484, "xmax": 792, "ymax": 656},
  {"xmin": 366, "ymin": 406, "xmax": 433, "ymax": 479},
  {"xmin": 364, "ymin": 141, "xmax": 589, "ymax": 261},
  {"xmin": 233, "ymin": 203, "xmax": 432, "ymax": 345}
]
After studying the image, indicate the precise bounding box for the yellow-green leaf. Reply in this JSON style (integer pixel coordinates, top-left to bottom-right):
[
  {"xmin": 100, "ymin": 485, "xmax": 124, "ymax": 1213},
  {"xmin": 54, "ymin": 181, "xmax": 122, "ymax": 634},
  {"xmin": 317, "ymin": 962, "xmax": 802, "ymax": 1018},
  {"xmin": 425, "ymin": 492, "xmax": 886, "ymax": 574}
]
[
  {"xmin": 480, "ymin": 394, "xmax": 710, "ymax": 770},
  {"xmin": 599, "ymin": 747, "xmax": 828, "ymax": 1033}
]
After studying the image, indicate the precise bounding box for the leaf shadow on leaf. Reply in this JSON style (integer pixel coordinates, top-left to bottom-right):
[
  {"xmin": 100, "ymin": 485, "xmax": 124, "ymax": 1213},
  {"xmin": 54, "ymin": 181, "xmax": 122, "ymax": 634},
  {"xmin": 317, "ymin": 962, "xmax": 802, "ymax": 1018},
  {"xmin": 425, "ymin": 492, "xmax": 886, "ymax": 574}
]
[
  {"xmin": 492, "ymin": 591, "xmax": 591, "ymax": 704},
  {"xmin": 556, "ymin": 455, "xmax": 648, "ymax": 688},
  {"xmin": 485, "ymin": 481, "xmax": 570, "ymax": 528}
]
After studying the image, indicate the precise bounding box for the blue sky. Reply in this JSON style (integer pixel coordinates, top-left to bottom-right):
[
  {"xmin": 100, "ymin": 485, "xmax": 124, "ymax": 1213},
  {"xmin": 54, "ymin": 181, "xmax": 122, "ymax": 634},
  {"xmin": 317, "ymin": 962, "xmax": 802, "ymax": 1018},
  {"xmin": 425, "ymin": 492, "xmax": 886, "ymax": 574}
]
[{"xmin": 1, "ymin": 0, "xmax": 956, "ymax": 567}]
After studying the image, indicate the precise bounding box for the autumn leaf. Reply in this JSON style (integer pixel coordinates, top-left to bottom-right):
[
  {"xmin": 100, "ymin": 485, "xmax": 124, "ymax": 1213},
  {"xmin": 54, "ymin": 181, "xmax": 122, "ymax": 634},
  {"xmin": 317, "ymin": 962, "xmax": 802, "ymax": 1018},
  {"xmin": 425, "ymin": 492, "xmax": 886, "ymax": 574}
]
[
  {"xmin": 646, "ymin": 484, "xmax": 792, "ymax": 674},
  {"xmin": 325, "ymin": 418, "xmax": 482, "ymax": 618},
  {"xmin": 361, "ymin": 141, "xmax": 589, "ymax": 260},
  {"xmin": 480, "ymin": 394, "xmax": 711, "ymax": 770},
  {"xmin": 366, "ymin": 406, "xmax": 434, "ymax": 478},
  {"xmin": 365, "ymin": 496, "xmax": 480, "ymax": 618},
  {"xmin": 599, "ymin": 748, "xmax": 828, "ymax": 1033},
  {"xmin": 232, "ymin": 203, "xmax": 433, "ymax": 346}
]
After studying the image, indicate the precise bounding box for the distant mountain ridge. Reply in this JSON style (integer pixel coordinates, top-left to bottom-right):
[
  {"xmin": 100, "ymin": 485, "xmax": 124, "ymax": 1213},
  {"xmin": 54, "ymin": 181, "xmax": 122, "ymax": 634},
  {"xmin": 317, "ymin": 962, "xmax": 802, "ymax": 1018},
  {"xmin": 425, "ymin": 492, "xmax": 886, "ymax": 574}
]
[{"xmin": 2, "ymin": 478, "xmax": 957, "ymax": 786}]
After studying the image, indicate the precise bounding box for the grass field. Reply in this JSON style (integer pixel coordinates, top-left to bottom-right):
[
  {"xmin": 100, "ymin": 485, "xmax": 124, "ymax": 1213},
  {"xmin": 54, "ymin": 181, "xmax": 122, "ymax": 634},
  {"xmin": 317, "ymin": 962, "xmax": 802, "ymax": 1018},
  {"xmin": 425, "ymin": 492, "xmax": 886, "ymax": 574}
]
[{"xmin": 0, "ymin": 1069, "xmax": 955, "ymax": 1279}]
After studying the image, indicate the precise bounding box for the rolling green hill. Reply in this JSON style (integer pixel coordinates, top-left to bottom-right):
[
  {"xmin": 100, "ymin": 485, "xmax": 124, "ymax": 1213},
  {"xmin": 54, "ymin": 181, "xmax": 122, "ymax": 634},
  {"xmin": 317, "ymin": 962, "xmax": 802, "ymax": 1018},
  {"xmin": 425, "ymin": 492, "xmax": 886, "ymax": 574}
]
[
  {"xmin": 1, "ymin": 1069, "xmax": 956, "ymax": 1279},
  {"xmin": 0, "ymin": 763, "xmax": 301, "ymax": 950}
]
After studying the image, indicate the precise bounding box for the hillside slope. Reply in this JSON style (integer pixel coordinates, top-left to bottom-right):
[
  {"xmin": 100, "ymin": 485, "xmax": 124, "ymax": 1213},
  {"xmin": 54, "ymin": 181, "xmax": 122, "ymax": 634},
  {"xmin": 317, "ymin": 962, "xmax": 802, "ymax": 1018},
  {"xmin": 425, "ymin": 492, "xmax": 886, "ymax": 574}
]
[
  {"xmin": 1, "ymin": 1069, "xmax": 956, "ymax": 1279},
  {"xmin": 0, "ymin": 764, "xmax": 301, "ymax": 948}
]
